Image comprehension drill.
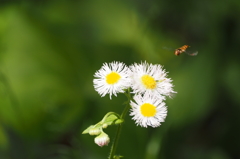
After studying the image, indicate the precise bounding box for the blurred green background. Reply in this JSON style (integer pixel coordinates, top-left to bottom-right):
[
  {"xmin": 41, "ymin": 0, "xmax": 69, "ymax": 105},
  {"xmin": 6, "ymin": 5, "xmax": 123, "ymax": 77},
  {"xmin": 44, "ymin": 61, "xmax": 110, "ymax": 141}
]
[{"xmin": 0, "ymin": 0, "xmax": 239, "ymax": 159}]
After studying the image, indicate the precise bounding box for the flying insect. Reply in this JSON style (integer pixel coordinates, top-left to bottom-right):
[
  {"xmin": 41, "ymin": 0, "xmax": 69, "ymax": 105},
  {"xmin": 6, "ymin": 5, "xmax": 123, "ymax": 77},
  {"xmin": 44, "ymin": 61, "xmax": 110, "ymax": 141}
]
[
  {"xmin": 174, "ymin": 45, "xmax": 198, "ymax": 56},
  {"xmin": 163, "ymin": 45, "xmax": 198, "ymax": 56}
]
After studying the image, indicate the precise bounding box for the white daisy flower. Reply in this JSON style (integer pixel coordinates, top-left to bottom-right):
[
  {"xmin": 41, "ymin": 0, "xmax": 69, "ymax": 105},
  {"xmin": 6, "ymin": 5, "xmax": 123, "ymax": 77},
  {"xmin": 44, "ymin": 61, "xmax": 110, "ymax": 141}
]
[
  {"xmin": 129, "ymin": 62, "xmax": 175, "ymax": 98},
  {"xmin": 130, "ymin": 93, "xmax": 167, "ymax": 128},
  {"xmin": 93, "ymin": 61, "xmax": 131, "ymax": 99}
]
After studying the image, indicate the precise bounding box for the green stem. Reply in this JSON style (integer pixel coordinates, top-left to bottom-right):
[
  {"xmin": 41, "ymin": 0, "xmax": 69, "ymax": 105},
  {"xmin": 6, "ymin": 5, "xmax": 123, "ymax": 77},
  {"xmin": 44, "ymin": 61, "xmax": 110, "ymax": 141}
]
[{"xmin": 108, "ymin": 90, "xmax": 131, "ymax": 159}]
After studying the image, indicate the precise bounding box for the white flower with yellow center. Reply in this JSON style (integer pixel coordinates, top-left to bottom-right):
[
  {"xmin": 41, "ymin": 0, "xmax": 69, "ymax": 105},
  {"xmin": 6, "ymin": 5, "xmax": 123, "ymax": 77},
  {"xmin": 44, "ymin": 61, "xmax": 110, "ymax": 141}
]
[
  {"xmin": 93, "ymin": 61, "xmax": 131, "ymax": 99},
  {"xmin": 129, "ymin": 62, "xmax": 175, "ymax": 98},
  {"xmin": 130, "ymin": 93, "xmax": 167, "ymax": 128}
]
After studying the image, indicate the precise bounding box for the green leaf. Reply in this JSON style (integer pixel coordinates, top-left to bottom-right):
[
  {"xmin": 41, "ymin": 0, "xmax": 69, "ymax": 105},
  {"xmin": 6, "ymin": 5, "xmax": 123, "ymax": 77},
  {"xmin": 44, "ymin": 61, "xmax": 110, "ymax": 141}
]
[
  {"xmin": 82, "ymin": 125, "xmax": 95, "ymax": 134},
  {"xmin": 103, "ymin": 114, "xmax": 121, "ymax": 126},
  {"xmin": 114, "ymin": 155, "xmax": 124, "ymax": 159},
  {"xmin": 115, "ymin": 119, "xmax": 124, "ymax": 125}
]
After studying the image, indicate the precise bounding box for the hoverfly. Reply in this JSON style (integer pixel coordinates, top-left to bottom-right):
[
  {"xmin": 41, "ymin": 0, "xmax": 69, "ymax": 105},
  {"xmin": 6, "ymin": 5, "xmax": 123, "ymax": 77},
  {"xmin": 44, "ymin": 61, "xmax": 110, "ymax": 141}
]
[
  {"xmin": 163, "ymin": 45, "xmax": 198, "ymax": 56},
  {"xmin": 174, "ymin": 45, "xmax": 198, "ymax": 56}
]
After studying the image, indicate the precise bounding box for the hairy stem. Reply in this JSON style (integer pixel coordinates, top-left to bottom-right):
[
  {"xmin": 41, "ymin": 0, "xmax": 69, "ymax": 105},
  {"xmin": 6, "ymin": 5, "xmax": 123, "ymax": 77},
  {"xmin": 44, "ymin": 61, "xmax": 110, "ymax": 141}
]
[{"xmin": 108, "ymin": 90, "xmax": 131, "ymax": 159}]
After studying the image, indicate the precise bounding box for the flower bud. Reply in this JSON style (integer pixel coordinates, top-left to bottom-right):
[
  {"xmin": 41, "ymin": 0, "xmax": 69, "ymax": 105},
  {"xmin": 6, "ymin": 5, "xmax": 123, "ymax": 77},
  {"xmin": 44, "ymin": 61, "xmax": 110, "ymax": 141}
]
[
  {"xmin": 102, "ymin": 123, "xmax": 108, "ymax": 129},
  {"xmin": 89, "ymin": 127, "xmax": 101, "ymax": 136},
  {"xmin": 115, "ymin": 119, "xmax": 124, "ymax": 125},
  {"xmin": 94, "ymin": 132, "xmax": 110, "ymax": 147}
]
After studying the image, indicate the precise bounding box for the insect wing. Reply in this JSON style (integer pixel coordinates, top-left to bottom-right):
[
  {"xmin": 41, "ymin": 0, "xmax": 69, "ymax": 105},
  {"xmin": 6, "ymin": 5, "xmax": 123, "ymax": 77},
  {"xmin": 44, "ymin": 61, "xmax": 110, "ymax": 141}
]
[
  {"xmin": 185, "ymin": 50, "xmax": 198, "ymax": 56},
  {"xmin": 162, "ymin": 46, "xmax": 174, "ymax": 51}
]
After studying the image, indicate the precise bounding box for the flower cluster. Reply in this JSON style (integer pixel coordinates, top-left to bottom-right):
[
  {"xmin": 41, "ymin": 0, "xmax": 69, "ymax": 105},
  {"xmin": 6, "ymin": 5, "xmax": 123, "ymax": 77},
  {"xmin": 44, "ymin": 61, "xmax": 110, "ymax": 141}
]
[{"xmin": 93, "ymin": 61, "xmax": 176, "ymax": 128}]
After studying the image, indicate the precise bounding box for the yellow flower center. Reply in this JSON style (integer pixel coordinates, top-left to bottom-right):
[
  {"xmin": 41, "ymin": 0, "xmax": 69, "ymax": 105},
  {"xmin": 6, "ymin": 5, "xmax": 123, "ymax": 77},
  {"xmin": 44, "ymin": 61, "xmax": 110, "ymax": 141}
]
[
  {"xmin": 141, "ymin": 75, "xmax": 157, "ymax": 89},
  {"xmin": 106, "ymin": 72, "xmax": 121, "ymax": 84},
  {"xmin": 140, "ymin": 103, "xmax": 157, "ymax": 117}
]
